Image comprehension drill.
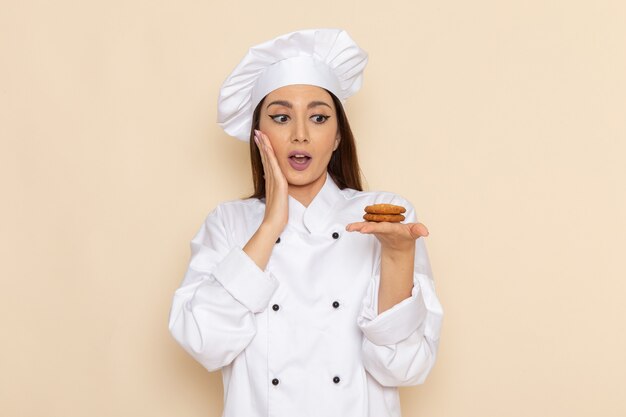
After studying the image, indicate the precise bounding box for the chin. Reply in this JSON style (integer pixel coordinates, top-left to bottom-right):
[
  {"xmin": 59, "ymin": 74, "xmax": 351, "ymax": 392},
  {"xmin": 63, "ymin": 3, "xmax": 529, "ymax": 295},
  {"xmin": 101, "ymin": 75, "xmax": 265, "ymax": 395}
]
[
  {"xmin": 286, "ymin": 176, "xmax": 314, "ymax": 187},
  {"xmin": 286, "ymin": 171, "xmax": 325, "ymax": 187}
]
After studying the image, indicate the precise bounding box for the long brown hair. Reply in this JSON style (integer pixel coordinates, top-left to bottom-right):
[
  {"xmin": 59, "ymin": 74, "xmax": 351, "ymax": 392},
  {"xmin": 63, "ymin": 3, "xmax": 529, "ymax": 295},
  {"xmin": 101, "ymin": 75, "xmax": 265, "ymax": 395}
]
[{"xmin": 248, "ymin": 90, "xmax": 363, "ymax": 199}]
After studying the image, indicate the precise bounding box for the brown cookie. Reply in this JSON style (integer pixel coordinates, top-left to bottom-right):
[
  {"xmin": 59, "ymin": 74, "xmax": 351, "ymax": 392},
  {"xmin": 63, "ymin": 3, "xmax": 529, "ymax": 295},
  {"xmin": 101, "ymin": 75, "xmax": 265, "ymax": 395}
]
[
  {"xmin": 363, "ymin": 213, "xmax": 406, "ymax": 223},
  {"xmin": 364, "ymin": 204, "xmax": 406, "ymax": 215}
]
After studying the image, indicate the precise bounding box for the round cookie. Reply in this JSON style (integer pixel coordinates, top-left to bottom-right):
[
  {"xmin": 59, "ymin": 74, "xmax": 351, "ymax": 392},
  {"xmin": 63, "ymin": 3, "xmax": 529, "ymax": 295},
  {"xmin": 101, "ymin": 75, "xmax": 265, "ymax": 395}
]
[
  {"xmin": 364, "ymin": 204, "xmax": 406, "ymax": 215},
  {"xmin": 363, "ymin": 213, "xmax": 406, "ymax": 223}
]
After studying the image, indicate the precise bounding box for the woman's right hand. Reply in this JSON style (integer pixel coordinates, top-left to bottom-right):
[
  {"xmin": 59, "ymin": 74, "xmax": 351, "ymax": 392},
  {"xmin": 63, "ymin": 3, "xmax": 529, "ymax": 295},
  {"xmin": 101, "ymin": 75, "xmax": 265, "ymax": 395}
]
[
  {"xmin": 243, "ymin": 130, "xmax": 288, "ymax": 271},
  {"xmin": 254, "ymin": 129, "xmax": 289, "ymax": 236}
]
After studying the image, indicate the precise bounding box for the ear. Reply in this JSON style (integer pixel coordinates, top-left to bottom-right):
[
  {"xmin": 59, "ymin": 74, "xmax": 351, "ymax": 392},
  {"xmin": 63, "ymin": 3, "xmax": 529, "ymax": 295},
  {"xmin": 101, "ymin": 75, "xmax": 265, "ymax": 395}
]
[{"xmin": 333, "ymin": 135, "xmax": 341, "ymax": 151}]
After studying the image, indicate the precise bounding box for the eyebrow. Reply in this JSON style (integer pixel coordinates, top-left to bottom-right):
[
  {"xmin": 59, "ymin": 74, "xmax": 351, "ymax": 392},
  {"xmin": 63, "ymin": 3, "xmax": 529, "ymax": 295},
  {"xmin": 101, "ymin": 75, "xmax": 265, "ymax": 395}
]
[{"xmin": 266, "ymin": 100, "xmax": 332, "ymax": 110}]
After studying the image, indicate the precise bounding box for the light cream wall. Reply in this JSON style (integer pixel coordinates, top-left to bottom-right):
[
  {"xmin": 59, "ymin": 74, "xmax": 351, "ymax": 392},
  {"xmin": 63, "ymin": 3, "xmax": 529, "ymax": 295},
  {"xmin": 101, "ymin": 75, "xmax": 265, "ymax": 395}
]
[{"xmin": 2, "ymin": 0, "xmax": 625, "ymax": 416}]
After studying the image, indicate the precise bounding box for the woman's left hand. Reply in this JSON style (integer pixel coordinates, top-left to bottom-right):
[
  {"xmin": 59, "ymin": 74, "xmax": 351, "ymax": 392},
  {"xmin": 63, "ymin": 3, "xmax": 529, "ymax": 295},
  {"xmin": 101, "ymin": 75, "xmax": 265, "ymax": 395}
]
[
  {"xmin": 346, "ymin": 221, "xmax": 429, "ymax": 313},
  {"xmin": 345, "ymin": 221, "xmax": 429, "ymax": 252}
]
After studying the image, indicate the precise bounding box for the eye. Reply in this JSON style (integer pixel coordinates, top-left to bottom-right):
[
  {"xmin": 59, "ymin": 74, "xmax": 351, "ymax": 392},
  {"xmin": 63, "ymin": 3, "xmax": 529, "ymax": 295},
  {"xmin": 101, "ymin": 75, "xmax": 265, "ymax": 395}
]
[
  {"xmin": 311, "ymin": 115, "xmax": 330, "ymax": 124},
  {"xmin": 269, "ymin": 114, "xmax": 289, "ymax": 124}
]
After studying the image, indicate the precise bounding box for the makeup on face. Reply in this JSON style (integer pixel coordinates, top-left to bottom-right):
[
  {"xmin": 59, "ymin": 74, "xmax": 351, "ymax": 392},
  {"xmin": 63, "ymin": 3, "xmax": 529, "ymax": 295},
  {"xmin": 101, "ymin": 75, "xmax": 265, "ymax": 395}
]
[
  {"xmin": 287, "ymin": 150, "xmax": 313, "ymax": 171},
  {"xmin": 258, "ymin": 85, "xmax": 338, "ymax": 193}
]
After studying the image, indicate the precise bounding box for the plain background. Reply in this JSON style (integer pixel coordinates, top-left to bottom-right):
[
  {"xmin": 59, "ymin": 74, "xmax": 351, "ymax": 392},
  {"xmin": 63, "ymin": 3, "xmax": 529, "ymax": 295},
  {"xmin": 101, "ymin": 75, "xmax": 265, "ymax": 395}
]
[{"xmin": 2, "ymin": 0, "xmax": 625, "ymax": 416}]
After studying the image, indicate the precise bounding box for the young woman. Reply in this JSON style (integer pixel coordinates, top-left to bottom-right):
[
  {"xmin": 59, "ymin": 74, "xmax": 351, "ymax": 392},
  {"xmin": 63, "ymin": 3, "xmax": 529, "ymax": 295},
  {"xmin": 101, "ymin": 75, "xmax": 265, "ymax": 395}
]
[{"xmin": 168, "ymin": 28, "xmax": 443, "ymax": 417}]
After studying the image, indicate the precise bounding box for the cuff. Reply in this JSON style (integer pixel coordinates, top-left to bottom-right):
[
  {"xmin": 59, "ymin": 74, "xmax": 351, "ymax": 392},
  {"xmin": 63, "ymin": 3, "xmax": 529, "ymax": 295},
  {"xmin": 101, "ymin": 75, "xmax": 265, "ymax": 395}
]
[
  {"xmin": 212, "ymin": 247, "xmax": 279, "ymax": 313},
  {"xmin": 357, "ymin": 278, "xmax": 428, "ymax": 346}
]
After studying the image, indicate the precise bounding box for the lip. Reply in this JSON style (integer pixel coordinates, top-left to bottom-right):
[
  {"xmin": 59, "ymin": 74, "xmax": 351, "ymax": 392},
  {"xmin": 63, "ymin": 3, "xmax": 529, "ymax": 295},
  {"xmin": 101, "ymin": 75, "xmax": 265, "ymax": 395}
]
[
  {"xmin": 287, "ymin": 150, "xmax": 312, "ymax": 171},
  {"xmin": 288, "ymin": 150, "xmax": 312, "ymax": 158}
]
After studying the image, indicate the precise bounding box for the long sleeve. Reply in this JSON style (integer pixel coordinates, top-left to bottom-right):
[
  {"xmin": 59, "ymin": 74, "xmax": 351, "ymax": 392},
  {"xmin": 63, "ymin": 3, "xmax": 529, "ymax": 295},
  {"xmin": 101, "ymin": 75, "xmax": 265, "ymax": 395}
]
[
  {"xmin": 168, "ymin": 206, "xmax": 279, "ymax": 372},
  {"xmin": 356, "ymin": 201, "xmax": 444, "ymax": 387}
]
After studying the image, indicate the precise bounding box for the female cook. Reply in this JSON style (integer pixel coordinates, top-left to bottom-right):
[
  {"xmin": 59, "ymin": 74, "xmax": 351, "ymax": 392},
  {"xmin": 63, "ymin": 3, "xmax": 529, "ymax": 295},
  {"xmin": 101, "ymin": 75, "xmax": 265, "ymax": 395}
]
[{"xmin": 168, "ymin": 28, "xmax": 444, "ymax": 417}]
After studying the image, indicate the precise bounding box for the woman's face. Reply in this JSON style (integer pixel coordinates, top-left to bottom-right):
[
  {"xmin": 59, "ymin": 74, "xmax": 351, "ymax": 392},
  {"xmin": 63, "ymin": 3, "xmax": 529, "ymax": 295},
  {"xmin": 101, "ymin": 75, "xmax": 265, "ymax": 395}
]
[{"xmin": 258, "ymin": 84, "xmax": 340, "ymax": 195}]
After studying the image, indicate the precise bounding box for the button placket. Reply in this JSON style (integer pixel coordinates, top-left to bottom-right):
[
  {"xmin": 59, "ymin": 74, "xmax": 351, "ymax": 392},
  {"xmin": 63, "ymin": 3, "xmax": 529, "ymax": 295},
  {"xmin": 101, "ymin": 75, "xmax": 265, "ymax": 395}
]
[{"xmin": 331, "ymin": 299, "xmax": 342, "ymax": 386}]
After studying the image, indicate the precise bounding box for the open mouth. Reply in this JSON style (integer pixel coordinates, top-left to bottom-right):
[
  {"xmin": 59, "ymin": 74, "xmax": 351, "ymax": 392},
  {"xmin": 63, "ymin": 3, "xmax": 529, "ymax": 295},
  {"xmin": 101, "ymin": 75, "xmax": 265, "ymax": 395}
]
[
  {"xmin": 288, "ymin": 151, "xmax": 312, "ymax": 171},
  {"xmin": 289, "ymin": 154, "xmax": 311, "ymax": 164}
]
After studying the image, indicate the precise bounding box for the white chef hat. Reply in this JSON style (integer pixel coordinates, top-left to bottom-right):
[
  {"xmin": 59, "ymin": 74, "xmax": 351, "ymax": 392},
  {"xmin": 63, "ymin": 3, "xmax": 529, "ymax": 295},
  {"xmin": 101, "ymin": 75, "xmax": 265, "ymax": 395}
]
[{"xmin": 217, "ymin": 28, "xmax": 368, "ymax": 141}]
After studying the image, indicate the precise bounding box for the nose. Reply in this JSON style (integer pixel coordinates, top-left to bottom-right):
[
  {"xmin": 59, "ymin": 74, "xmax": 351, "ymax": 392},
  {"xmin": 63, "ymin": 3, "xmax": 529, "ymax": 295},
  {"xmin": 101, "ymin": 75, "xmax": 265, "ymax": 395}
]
[{"xmin": 291, "ymin": 117, "xmax": 309, "ymax": 143}]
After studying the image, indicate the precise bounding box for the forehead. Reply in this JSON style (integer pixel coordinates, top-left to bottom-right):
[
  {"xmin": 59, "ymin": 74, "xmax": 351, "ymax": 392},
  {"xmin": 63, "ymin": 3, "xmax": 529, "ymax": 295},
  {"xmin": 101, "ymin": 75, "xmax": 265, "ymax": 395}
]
[{"xmin": 264, "ymin": 84, "xmax": 334, "ymax": 107}]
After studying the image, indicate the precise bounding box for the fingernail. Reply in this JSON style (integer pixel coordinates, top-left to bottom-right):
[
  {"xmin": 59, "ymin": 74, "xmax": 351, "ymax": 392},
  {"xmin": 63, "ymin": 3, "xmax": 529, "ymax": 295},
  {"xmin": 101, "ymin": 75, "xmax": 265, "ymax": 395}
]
[{"xmin": 254, "ymin": 129, "xmax": 261, "ymax": 138}]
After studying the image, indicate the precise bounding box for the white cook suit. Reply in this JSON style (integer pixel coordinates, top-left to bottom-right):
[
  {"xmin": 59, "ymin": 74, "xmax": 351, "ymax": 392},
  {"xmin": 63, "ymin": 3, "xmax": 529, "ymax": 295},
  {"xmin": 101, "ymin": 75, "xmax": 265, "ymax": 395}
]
[{"xmin": 168, "ymin": 173, "xmax": 444, "ymax": 417}]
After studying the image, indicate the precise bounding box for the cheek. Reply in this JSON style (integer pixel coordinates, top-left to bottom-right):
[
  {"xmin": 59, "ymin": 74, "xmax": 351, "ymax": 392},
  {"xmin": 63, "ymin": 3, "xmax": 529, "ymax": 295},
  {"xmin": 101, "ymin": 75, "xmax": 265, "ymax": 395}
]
[
  {"xmin": 317, "ymin": 131, "xmax": 340, "ymax": 157},
  {"xmin": 264, "ymin": 133, "xmax": 289, "ymax": 160},
  {"xmin": 258, "ymin": 117, "xmax": 283, "ymax": 138},
  {"xmin": 257, "ymin": 121, "xmax": 283, "ymax": 149}
]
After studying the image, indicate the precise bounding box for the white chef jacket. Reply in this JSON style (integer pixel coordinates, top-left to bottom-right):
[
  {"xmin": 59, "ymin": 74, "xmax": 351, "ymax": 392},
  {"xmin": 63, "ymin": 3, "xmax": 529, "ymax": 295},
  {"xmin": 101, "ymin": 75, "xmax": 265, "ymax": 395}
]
[{"xmin": 168, "ymin": 173, "xmax": 443, "ymax": 417}]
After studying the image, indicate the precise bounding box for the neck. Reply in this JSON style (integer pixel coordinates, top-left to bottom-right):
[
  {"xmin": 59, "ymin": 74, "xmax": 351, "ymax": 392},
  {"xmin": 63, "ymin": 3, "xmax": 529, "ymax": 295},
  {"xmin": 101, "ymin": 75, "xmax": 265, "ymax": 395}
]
[{"xmin": 288, "ymin": 172, "xmax": 328, "ymax": 207}]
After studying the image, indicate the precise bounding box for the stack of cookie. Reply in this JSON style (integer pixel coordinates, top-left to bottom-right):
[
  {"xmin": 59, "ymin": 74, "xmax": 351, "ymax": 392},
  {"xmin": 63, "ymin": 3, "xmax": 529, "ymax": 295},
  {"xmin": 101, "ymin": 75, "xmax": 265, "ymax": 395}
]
[{"xmin": 363, "ymin": 204, "xmax": 406, "ymax": 223}]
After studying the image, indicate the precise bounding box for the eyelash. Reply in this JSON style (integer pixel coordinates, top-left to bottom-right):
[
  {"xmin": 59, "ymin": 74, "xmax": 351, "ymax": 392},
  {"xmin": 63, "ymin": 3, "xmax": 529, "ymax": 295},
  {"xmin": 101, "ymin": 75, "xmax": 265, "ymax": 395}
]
[{"xmin": 268, "ymin": 114, "xmax": 331, "ymax": 124}]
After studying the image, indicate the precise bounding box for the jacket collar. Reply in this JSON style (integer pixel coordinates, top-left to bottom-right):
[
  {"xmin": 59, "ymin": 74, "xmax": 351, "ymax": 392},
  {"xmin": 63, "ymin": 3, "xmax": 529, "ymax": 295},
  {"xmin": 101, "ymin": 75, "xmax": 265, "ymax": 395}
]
[{"xmin": 287, "ymin": 173, "xmax": 344, "ymax": 234}]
